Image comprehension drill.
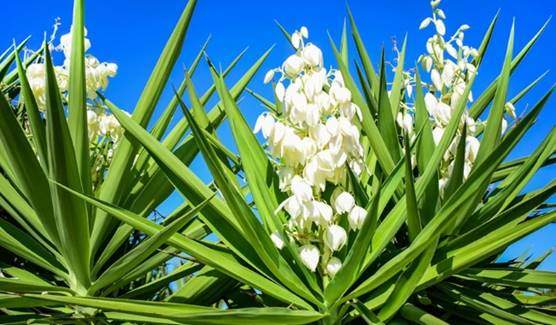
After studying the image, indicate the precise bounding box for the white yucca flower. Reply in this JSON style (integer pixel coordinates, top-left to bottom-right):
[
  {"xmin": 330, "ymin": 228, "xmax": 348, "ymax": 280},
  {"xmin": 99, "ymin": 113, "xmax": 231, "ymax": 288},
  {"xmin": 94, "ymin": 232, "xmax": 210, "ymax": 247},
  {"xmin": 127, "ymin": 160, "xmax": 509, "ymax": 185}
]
[
  {"xmin": 324, "ymin": 225, "xmax": 347, "ymax": 251},
  {"xmin": 333, "ymin": 191, "xmax": 355, "ymax": 214},
  {"xmin": 299, "ymin": 245, "xmax": 320, "ymax": 272},
  {"xmin": 255, "ymin": 27, "xmax": 366, "ymax": 272},
  {"xmin": 325, "ymin": 257, "xmax": 342, "ymax": 277}
]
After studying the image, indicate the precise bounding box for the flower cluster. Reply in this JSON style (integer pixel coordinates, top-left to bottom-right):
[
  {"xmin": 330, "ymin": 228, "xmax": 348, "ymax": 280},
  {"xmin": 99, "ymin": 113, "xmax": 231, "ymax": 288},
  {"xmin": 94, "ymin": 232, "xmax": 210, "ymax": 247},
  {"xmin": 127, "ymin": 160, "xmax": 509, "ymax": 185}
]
[
  {"xmin": 399, "ymin": 0, "xmax": 516, "ymax": 194},
  {"xmin": 25, "ymin": 27, "xmax": 121, "ymax": 142},
  {"xmin": 254, "ymin": 27, "xmax": 366, "ymax": 276}
]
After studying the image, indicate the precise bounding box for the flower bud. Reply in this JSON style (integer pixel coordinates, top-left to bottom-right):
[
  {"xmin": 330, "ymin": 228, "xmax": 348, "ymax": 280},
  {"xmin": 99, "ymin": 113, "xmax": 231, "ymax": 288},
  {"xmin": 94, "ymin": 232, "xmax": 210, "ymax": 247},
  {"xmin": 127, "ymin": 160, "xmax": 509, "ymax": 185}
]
[
  {"xmin": 505, "ymin": 102, "xmax": 516, "ymax": 119},
  {"xmin": 324, "ymin": 225, "xmax": 347, "ymax": 251},
  {"xmin": 299, "ymin": 245, "xmax": 320, "ymax": 272}
]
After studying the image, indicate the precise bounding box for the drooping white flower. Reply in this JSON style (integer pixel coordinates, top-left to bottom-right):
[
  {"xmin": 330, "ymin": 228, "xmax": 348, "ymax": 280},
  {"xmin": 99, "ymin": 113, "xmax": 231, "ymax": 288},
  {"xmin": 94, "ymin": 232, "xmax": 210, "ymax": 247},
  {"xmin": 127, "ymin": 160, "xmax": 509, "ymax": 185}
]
[
  {"xmin": 324, "ymin": 225, "xmax": 347, "ymax": 251},
  {"xmin": 277, "ymin": 166, "xmax": 295, "ymax": 191},
  {"xmin": 290, "ymin": 175, "xmax": 313, "ymax": 202},
  {"xmin": 291, "ymin": 32, "xmax": 302, "ymax": 49},
  {"xmin": 431, "ymin": 69, "xmax": 443, "ymax": 90},
  {"xmin": 432, "ymin": 127, "xmax": 444, "ymax": 145},
  {"xmin": 348, "ymin": 205, "xmax": 367, "ymax": 230},
  {"xmin": 313, "ymin": 201, "xmax": 333, "ymax": 224},
  {"xmin": 333, "ymin": 191, "xmax": 355, "ymax": 214},
  {"xmin": 465, "ymin": 136, "xmax": 480, "ymax": 162},
  {"xmin": 326, "ymin": 257, "xmax": 342, "ymax": 276},
  {"xmin": 299, "ymin": 244, "xmax": 320, "ymax": 272},
  {"xmin": 283, "ymin": 54, "xmax": 305, "ymax": 77},
  {"xmin": 254, "ymin": 113, "xmax": 275, "ymax": 138},
  {"xmin": 302, "ymin": 43, "xmax": 323, "ymax": 67},
  {"xmin": 396, "ymin": 111, "xmax": 414, "ymax": 135},
  {"xmin": 275, "ymin": 81, "xmax": 286, "ymax": 101},
  {"xmin": 434, "ymin": 19, "xmax": 446, "ymax": 35},
  {"xmin": 425, "ymin": 93, "xmax": 452, "ymax": 125}
]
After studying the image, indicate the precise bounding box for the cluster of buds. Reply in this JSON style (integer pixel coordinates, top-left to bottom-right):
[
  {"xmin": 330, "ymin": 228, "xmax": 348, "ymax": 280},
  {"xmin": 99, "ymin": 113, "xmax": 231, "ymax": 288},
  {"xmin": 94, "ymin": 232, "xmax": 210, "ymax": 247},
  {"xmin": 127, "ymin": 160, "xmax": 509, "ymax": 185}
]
[
  {"xmin": 398, "ymin": 0, "xmax": 516, "ymax": 194},
  {"xmin": 24, "ymin": 26, "xmax": 122, "ymax": 143},
  {"xmin": 254, "ymin": 27, "xmax": 367, "ymax": 276}
]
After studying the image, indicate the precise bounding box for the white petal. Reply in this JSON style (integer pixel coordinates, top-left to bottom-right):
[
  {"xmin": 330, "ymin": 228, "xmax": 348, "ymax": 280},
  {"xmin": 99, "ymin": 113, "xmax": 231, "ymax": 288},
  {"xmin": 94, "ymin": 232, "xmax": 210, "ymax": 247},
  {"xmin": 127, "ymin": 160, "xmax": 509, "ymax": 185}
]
[
  {"xmin": 270, "ymin": 231, "xmax": 285, "ymax": 249},
  {"xmin": 434, "ymin": 19, "xmax": 446, "ymax": 36},
  {"xmin": 419, "ymin": 18, "xmax": 432, "ymax": 30},
  {"xmin": 300, "ymin": 26, "xmax": 309, "ymax": 38},
  {"xmin": 275, "ymin": 82, "xmax": 286, "ymax": 101},
  {"xmin": 431, "ymin": 69, "xmax": 442, "ymax": 90},
  {"xmin": 263, "ymin": 69, "xmax": 275, "ymax": 84}
]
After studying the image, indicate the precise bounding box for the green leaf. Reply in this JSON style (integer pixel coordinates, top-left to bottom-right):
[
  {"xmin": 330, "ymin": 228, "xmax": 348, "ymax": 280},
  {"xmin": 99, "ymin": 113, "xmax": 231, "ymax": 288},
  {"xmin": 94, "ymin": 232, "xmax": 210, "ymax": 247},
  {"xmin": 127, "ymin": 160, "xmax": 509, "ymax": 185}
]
[
  {"xmin": 347, "ymin": 5, "xmax": 379, "ymax": 95},
  {"xmin": 14, "ymin": 48, "xmax": 47, "ymax": 167},
  {"xmin": 471, "ymin": 11, "xmax": 499, "ymax": 68},
  {"xmin": 53, "ymin": 183, "xmax": 314, "ymax": 310},
  {"xmin": 89, "ymin": 194, "xmax": 214, "ymax": 294},
  {"xmin": 436, "ymin": 283, "xmax": 533, "ymax": 324},
  {"xmin": 0, "ymin": 277, "xmax": 72, "ymax": 294},
  {"xmin": 443, "ymin": 126, "xmax": 467, "ymax": 201},
  {"xmin": 350, "ymin": 300, "xmax": 384, "ymax": 324},
  {"xmin": 400, "ymin": 303, "xmax": 449, "ymax": 325},
  {"xmin": 0, "ymin": 78, "xmax": 59, "ymax": 247},
  {"xmin": 458, "ymin": 268, "xmax": 556, "ymax": 289},
  {"xmin": 122, "ymin": 262, "xmax": 203, "ymax": 299},
  {"xmin": 470, "ymin": 18, "xmax": 550, "ymax": 118},
  {"xmin": 419, "ymin": 211, "xmax": 556, "ymax": 290},
  {"xmin": 377, "ymin": 241, "xmax": 436, "ymax": 322},
  {"xmin": 340, "ymin": 19, "xmax": 349, "ymax": 65},
  {"xmin": 377, "ymin": 50, "xmax": 400, "ymax": 161},
  {"xmin": 0, "ymin": 37, "xmax": 30, "ymax": 81},
  {"xmin": 403, "ymin": 134, "xmax": 421, "ymax": 242},
  {"xmin": 25, "ymin": 294, "xmax": 324, "ymax": 324},
  {"xmin": 475, "ymin": 21, "xmax": 514, "ymax": 165},
  {"xmin": 91, "ymin": 0, "xmax": 197, "ymax": 255},
  {"xmin": 413, "ymin": 68, "xmax": 437, "ymax": 223},
  {"xmin": 0, "ymin": 218, "xmax": 66, "ymax": 277},
  {"xmin": 44, "ymin": 42, "xmax": 90, "ymax": 292},
  {"xmin": 389, "ymin": 35, "xmax": 407, "ymax": 115},
  {"xmin": 66, "ymin": 0, "xmax": 91, "ymax": 195}
]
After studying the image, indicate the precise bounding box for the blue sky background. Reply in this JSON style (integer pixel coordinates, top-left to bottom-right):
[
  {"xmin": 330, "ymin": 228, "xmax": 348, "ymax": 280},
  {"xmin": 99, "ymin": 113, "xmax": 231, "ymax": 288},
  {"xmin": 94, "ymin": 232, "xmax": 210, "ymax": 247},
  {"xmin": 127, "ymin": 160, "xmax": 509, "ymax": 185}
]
[{"xmin": 5, "ymin": 0, "xmax": 555, "ymax": 270}]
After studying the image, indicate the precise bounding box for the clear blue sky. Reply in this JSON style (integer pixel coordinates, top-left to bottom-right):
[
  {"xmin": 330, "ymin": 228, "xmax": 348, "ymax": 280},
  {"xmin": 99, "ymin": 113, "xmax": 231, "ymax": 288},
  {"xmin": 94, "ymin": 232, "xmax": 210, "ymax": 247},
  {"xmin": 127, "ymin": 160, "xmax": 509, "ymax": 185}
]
[{"xmin": 4, "ymin": 0, "xmax": 555, "ymax": 270}]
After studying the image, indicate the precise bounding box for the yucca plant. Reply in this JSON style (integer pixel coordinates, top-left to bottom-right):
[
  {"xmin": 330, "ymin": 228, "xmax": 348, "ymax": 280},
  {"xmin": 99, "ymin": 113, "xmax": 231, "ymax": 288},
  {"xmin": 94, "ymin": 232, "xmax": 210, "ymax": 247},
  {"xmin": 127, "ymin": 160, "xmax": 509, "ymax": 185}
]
[{"xmin": 1, "ymin": 0, "xmax": 555, "ymax": 324}]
